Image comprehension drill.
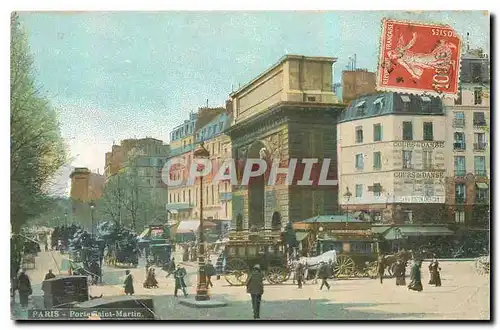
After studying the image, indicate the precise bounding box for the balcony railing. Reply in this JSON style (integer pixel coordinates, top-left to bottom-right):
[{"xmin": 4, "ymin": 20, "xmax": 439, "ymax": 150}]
[
  {"xmin": 474, "ymin": 142, "xmax": 487, "ymax": 151},
  {"xmin": 473, "ymin": 121, "xmax": 487, "ymax": 128},
  {"xmin": 475, "ymin": 196, "xmax": 490, "ymax": 204},
  {"xmin": 453, "ymin": 142, "xmax": 466, "ymax": 150},
  {"xmin": 454, "ymin": 170, "xmax": 466, "ymax": 177},
  {"xmin": 453, "ymin": 118, "xmax": 465, "ymax": 128},
  {"xmin": 475, "ymin": 170, "xmax": 488, "ymax": 177},
  {"xmin": 455, "ymin": 196, "xmax": 466, "ymax": 204}
]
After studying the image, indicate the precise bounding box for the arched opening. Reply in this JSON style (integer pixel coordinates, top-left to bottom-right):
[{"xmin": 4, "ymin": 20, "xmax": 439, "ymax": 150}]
[
  {"xmin": 247, "ymin": 141, "xmax": 266, "ymax": 230},
  {"xmin": 236, "ymin": 214, "xmax": 243, "ymax": 231},
  {"xmin": 271, "ymin": 211, "xmax": 282, "ymax": 231}
]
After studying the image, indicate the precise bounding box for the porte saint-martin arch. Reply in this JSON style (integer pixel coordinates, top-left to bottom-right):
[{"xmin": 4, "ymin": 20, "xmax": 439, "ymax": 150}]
[{"xmin": 225, "ymin": 55, "xmax": 345, "ymax": 234}]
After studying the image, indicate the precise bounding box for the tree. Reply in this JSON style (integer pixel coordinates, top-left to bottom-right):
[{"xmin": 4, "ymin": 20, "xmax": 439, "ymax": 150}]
[
  {"xmin": 10, "ymin": 12, "xmax": 66, "ymax": 277},
  {"xmin": 96, "ymin": 168, "xmax": 166, "ymax": 232}
]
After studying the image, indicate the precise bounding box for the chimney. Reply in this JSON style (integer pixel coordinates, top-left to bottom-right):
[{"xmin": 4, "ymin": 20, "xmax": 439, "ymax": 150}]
[{"xmin": 225, "ymin": 99, "xmax": 233, "ymax": 116}]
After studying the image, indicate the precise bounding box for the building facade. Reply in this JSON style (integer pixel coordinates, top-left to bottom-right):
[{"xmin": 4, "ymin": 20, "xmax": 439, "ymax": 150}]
[
  {"xmin": 443, "ymin": 51, "xmax": 490, "ymax": 227},
  {"xmin": 226, "ymin": 55, "xmax": 343, "ymax": 235},
  {"xmin": 69, "ymin": 167, "xmax": 105, "ymax": 224},
  {"xmin": 338, "ymin": 92, "xmax": 447, "ymax": 224}
]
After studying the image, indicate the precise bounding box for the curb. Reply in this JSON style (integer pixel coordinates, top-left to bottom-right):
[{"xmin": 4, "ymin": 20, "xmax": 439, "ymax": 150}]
[{"xmin": 178, "ymin": 298, "xmax": 229, "ymax": 308}]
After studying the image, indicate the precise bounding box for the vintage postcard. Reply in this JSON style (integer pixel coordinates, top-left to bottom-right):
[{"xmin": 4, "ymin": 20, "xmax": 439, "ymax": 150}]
[{"xmin": 10, "ymin": 10, "xmax": 490, "ymax": 321}]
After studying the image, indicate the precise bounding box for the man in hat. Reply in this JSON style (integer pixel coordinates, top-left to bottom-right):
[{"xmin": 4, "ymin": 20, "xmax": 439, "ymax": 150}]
[
  {"xmin": 123, "ymin": 270, "xmax": 134, "ymax": 295},
  {"xmin": 17, "ymin": 269, "xmax": 32, "ymax": 308},
  {"xmin": 246, "ymin": 264, "xmax": 264, "ymax": 319},
  {"xmin": 174, "ymin": 264, "xmax": 188, "ymax": 297},
  {"xmin": 44, "ymin": 269, "xmax": 56, "ymax": 281}
]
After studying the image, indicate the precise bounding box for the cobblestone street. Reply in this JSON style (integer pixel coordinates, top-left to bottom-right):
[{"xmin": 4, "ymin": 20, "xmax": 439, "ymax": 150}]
[{"xmin": 12, "ymin": 250, "xmax": 490, "ymax": 320}]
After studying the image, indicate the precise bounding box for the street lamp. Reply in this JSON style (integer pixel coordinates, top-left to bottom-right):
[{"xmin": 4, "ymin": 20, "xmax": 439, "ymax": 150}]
[
  {"xmin": 343, "ymin": 187, "xmax": 352, "ymax": 227},
  {"xmin": 318, "ymin": 226, "xmax": 324, "ymax": 254},
  {"xmin": 64, "ymin": 212, "xmax": 68, "ymax": 227},
  {"xmin": 193, "ymin": 142, "xmax": 210, "ymax": 301},
  {"xmin": 89, "ymin": 201, "xmax": 96, "ymax": 237}
]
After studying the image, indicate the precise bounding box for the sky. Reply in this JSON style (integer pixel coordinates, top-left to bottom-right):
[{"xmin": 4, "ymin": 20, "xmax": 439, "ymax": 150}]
[{"xmin": 18, "ymin": 11, "xmax": 490, "ymax": 195}]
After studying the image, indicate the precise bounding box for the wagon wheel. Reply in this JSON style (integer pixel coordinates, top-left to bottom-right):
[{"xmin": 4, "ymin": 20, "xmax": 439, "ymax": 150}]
[
  {"xmin": 334, "ymin": 255, "xmax": 356, "ymax": 277},
  {"xmin": 224, "ymin": 259, "xmax": 248, "ymax": 286},
  {"xmin": 367, "ymin": 261, "xmax": 379, "ymax": 279},
  {"xmin": 266, "ymin": 266, "xmax": 288, "ymax": 284}
]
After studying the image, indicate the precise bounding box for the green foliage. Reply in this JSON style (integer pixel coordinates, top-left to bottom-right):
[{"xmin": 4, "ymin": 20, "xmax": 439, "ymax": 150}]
[{"xmin": 10, "ymin": 12, "xmax": 67, "ymax": 274}]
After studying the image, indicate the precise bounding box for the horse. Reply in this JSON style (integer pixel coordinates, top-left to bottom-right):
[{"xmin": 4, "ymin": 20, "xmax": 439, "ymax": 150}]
[
  {"xmin": 296, "ymin": 250, "xmax": 338, "ymax": 280},
  {"xmin": 381, "ymin": 249, "xmax": 413, "ymax": 276}
]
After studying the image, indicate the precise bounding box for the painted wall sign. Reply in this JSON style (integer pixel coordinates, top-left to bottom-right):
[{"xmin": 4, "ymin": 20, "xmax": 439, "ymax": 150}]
[
  {"xmin": 393, "ymin": 141, "xmax": 445, "ymax": 149},
  {"xmin": 394, "ymin": 171, "xmax": 444, "ymax": 179}
]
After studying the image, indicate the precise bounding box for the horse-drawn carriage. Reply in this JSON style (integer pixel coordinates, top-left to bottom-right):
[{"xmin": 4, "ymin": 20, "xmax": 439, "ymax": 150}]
[{"xmin": 219, "ymin": 231, "xmax": 293, "ymax": 286}]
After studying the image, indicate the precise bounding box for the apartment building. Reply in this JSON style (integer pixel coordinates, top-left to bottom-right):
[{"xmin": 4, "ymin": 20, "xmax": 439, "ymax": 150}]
[
  {"xmin": 166, "ymin": 105, "xmax": 232, "ymax": 227},
  {"xmin": 443, "ymin": 50, "xmax": 490, "ymax": 227},
  {"xmin": 169, "ymin": 112, "xmax": 197, "ymax": 150},
  {"xmin": 338, "ymin": 92, "xmax": 447, "ymax": 224}
]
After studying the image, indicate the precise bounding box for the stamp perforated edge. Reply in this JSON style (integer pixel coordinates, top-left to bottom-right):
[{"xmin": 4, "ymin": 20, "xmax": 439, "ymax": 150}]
[{"xmin": 375, "ymin": 17, "xmax": 463, "ymax": 100}]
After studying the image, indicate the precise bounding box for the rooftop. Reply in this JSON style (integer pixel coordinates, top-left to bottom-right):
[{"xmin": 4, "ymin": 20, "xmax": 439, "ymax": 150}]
[{"xmin": 230, "ymin": 54, "xmax": 337, "ymax": 97}]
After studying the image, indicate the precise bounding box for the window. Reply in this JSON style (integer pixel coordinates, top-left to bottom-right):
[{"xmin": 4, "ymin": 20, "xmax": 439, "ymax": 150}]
[
  {"xmin": 421, "ymin": 96, "xmax": 432, "ymax": 112},
  {"xmin": 188, "ymin": 189, "xmax": 191, "ymax": 205},
  {"xmin": 351, "ymin": 242, "xmax": 372, "ymax": 253},
  {"xmin": 423, "ymin": 122, "xmax": 433, "ymax": 141},
  {"xmin": 355, "ymin": 184, "xmax": 363, "ymax": 198},
  {"xmin": 373, "ymin": 151, "xmax": 382, "ymax": 169},
  {"xmin": 474, "ymin": 133, "xmax": 487, "ymax": 150},
  {"xmin": 402, "ymin": 150, "xmax": 412, "ymax": 169},
  {"xmin": 402, "ymin": 121, "xmax": 413, "ymax": 140},
  {"xmin": 373, "ymin": 97, "xmax": 384, "ymax": 113},
  {"xmin": 455, "ymin": 183, "xmax": 466, "ymax": 203},
  {"xmin": 355, "ymin": 100, "xmax": 366, "ymax": 116},
  {"xmin": 474, "ymin": 87, "xmax": 483, "ymax": 105},
  {"xmin": 219, "ymin": 122, "xmax": 224, "ymax": 132},
  {"xmin": 473, "ymin": 112, "xmax": 486, "ymax": 126},
  {"xmin": 373, "ymin": 183, "xmax": 381, "ymax": 197},
  {"xmin": 401, "ymin": 95, "xmax": 411, "ymax": 111},
  {"xmin": 307, "ymin": 96, "xmax": 316, "ymax": 102},
  {"xmin": 454, "ymin": 156, "xmax": 466, "ymax": 176},
  {"xmin": 403, "ymin": 210, "xmax": 413, "ymax": 224},
  {"xmin": 474, "ymin": 156, "xmax": 486, "ymax": 176},
  {"xmin": 455, "ymin": 211, "xmax": 465, "ymax": 224},
  {"xmin": 476, "ymin": 184, "xmax": 489, "ymax": 202},
  {"xmin": 422, "ymin": 150, "xmax": 433, "ymax": 170},
  {"xmin": 454, "ymin": 132, "xmax": 466, "ymax": 150},
  {"xmin": 373, "ymin": 212, "xmax": 382, "ymax": 223},
  {"xmin": 355, "ymin": 126, "xmax": 363, "ymax": 143},
  {"xmin": 455, "ymin": 87, "xmax": 462, "ymax": 105},
  {"xmin": 373, "ymin": 124, "xmax": 382, "ymax": 141},
  {"xmin": 183, "ymin": 190, "xmax": 186, "ymax": 202},
  {"xmin": 355, "ymin": 154, "xmax": 364, "ymax": 170},
  {"xmin": 453, "ymin": 111, "xmax": 465, "ymax": 128},
  {"xmin": 169, "ymin": 194, "xmax": 172, "ymax": 203}
]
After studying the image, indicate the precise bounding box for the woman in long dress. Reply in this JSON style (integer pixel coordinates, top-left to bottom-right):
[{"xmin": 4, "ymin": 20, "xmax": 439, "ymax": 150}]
[
  {"xmin": 395, "ymin": 259, "xmax": 406, "ymax": 286},
  {"xmin": 429, "ymin": 260, "xmax": 442, "ymax": 287},
  {"xmin": 408, "ymin": 260, "xmax": 423, "ymax": 292}
]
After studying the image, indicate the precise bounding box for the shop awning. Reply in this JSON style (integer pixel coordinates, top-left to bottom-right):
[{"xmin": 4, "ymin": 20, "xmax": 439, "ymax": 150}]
[
  {"xmin": 295, "ymin": 232, "xmax": 310, "ymax": 242},
  {"xmin": 175, "ymin": 220, "xmax": 217, "ymax": 234},
  {"xmin": 384, "ymin": 226, "xmax": 454, "ymax": 240},
  {"xmin": 138, "ymin": 228, "xmax": 150, "ymax": 239},
  {"xmin": 476, "ymin": 182, "xmax": 489, "ymax": 189},
  {"xmin": 165, "ymin": 203, "xmax": 193, "ymax": 211}
]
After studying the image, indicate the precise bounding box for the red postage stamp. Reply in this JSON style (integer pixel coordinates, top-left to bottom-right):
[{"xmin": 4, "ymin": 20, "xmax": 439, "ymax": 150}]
[{"xmin": 376, "ymin": 19, "xmax": 462, "ymax": 97}]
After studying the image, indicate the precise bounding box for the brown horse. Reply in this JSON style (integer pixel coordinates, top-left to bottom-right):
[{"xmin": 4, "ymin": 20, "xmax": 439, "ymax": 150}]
[{"xmin": 381, "ymin": 250, "xmax": 413, "ymax": 277}]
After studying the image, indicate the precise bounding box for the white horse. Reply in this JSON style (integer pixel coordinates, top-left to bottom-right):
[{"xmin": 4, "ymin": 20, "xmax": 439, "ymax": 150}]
[{"xmin": 298, "ymin": 250, "xmax": 337, "ymax": 271}]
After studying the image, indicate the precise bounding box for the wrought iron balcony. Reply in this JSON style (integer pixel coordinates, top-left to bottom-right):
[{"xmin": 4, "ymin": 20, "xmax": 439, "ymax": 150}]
[
  {"xmin": 455, "ymin": 196, "xmax": 466, "ymax": 204},
  {"xmin": 453, "ymin": 142, "xmax": 466, "ymax": 151},
  {"xmin": 475, "ymin": 170, "xmax": 488, "ymax": 177},
  {"xmin": 473, "ymin": 121, "xmax": 487, "ymax": 128},
  {"xmin": 454, "ymin": 170, "xmax": 466, "ymax": 177}
]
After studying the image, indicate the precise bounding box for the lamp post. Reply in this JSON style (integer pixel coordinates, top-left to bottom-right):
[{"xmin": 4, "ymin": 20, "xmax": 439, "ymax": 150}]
[
  {"xmin": 64, "ymin": 212, "xmax": 68, "ymax": 227},
  {"xmin": 343, "ymin": 187, "xmax": 352, "ymax": 227},
  {"xmin": 194, "ymin": 142, "xmax": 210, "ymax": 301},
  {"xmin": 318, "ymin": 226, "xmax": 324, "ymax": 254},
  {"xmin": 90, "ymin": 201, "xmax": 95, "ymax": 237}
]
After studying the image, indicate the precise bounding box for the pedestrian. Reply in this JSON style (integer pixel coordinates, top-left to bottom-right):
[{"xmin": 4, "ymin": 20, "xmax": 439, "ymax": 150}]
[
  {"xmin": 429, "ymin": 259, "xmax": 442, "ymax": 287},
  {"xmin": 123, "ymin": 270, "xmax": 134, "ymax": 295},
  {"xmin": 377, "ymin": 255, "xmax": 385, "ymax": 284},
  {"xmin": 205, "ymin": 260, "xmax": 216, "ymax": 288},
  {"xmin": 408, "ymin": 260, "xmax": 423, "ymax": 292},
  {"xmin": 17, "ymin": 269, "xmax": 32, "ymax": 308},
  {"xmin": 144, "ymin": 267, "xmax": 159, "ymax": 288},
  {"xmin": 295, "ymin": 261, "xmax": 304, "ymax": 289},
  {"xmin": 174, "ymin": 264, "xmax": 188, "ymax": 297},
  {"xmin": 164, "ymin": 257, "xmax": 176, "ymax": 278},
  {"xmin": 318, "ymin": 262, "xmax": 331, "ymax": 290},
  {"xmin": 246, "ymin": 264, "xmax": 264, "ymax": 319},
  {"xmin": 394, "ymin": 260, "xmax": 406, "ymax": 286},
  {"xmin": 44, "ymin": 269, "xmax": 56, "ymax": 281}
]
